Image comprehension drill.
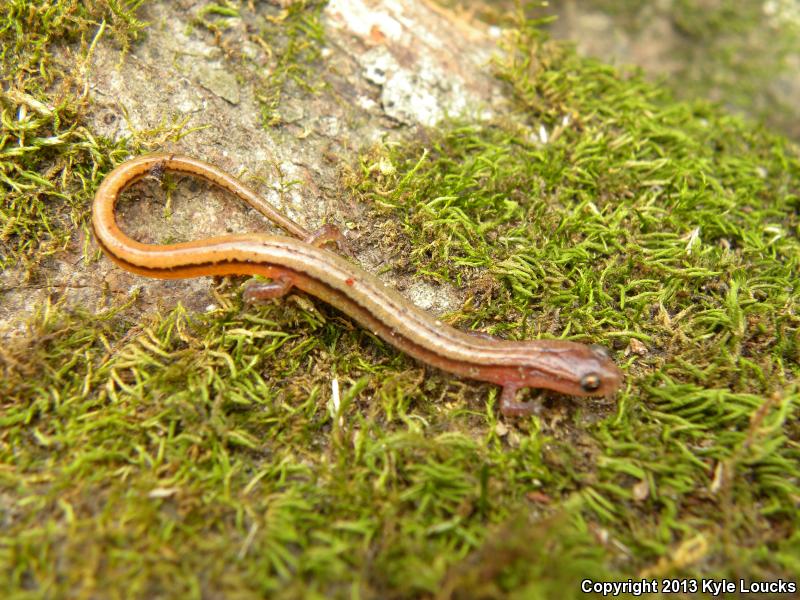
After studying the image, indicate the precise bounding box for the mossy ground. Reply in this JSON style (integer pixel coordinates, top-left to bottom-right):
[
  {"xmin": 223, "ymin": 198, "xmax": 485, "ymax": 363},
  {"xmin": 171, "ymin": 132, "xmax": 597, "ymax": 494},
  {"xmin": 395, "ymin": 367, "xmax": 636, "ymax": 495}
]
[
  {"xmin": 445, "ymin": 0, "xmax": 800, "ymax": 140},
  {"xmin": 1, "ymin": 1, "xmax": 799, "ymax": 599},
  {"xmin": 567, "ymin": 0, "xmax": 800, "ymax": 140}
]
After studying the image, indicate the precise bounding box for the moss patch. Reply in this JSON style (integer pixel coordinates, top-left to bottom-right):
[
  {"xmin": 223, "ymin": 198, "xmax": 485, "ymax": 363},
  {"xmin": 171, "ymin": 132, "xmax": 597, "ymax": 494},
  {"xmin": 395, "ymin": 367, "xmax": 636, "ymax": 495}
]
[
  {"xmin": 549, "ymin": 0, "xmax": 800, "ymax": 139},
  {"xmin": 2, "ymin": 3, "xmax": 799, "ymax": 599},
  {"xmin": 0, "ymin": 1, "xmax": 152, "ymax": 272},
  {"xmin": 350, "ymin": 16, "xmax": 800, "ymax": 582}
]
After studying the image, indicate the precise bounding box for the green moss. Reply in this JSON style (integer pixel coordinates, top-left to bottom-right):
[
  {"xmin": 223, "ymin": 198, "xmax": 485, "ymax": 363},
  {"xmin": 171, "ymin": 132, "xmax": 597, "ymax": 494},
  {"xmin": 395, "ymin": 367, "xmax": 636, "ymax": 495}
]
[
  {"xmin": 668, "ymin": 0, "xmax": 800, "ymax": 132},
  {"xmin": 0, "ymin": 295, "xmax": 583, "ymax": 596},
  {"xmin": 2, "ymin": 3, "xmax": 799, "ymax": 599},
  {"xmin": 547, "ymin": 0, "xmax": 800, "ymax": 139},
  {"xmin": 0, "ymin": 0, "xmax": 150, "ymax": 271},
  {"xmin": 346, "ymin": 14, "xmax": 800, "ymax": 581}
]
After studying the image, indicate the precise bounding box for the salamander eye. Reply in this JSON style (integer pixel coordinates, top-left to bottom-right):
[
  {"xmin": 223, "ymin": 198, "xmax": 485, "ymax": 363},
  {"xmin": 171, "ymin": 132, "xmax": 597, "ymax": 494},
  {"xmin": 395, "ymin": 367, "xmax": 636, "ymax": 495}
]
[{"xmin": 580, "ymin": 373, "xmax": 602, "ymax": 393}]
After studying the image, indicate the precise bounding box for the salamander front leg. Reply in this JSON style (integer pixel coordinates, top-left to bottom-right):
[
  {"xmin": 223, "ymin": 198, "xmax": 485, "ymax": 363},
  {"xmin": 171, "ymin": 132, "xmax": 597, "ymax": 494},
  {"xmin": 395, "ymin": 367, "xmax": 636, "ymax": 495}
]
[
  {"xmin": 305, "ymin": 224, "xmax": 354, "ymax": 258},
  {"xmin": 305, "ymin": 223, "xmax": 342, "ymax": 247},
  {"xmin": 499, "ymin": 385, "xmax": 541, "ymax": 417},
  {"xmin": 243, "ymin": 276, "xmax": 294, "ymax": 303}
]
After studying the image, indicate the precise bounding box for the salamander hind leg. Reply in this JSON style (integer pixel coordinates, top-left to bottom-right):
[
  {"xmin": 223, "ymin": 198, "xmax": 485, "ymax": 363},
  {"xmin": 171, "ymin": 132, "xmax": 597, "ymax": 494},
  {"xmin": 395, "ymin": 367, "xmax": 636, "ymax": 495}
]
[
  {"xmin": 499, "ymin": 385, "xmax": 541, "ymax": 417},
  {"xmin": 243, "ymin": 276, "xmax": 294, "ymax": 303}
]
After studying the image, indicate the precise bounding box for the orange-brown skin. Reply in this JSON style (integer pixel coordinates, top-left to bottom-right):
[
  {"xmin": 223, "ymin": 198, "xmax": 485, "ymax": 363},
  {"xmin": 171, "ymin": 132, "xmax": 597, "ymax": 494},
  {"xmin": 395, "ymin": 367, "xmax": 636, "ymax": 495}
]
[{"xmin": 93, "ymin": 154, "xmax": 624, "ymax": 416}]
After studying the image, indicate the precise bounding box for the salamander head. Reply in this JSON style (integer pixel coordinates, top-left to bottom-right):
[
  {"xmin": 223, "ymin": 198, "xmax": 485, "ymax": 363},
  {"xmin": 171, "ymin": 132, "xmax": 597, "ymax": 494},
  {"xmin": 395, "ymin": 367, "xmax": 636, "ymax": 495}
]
[{"xmin": 520, "ymin": 342, "xmax": 624, "ymax": 397}]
